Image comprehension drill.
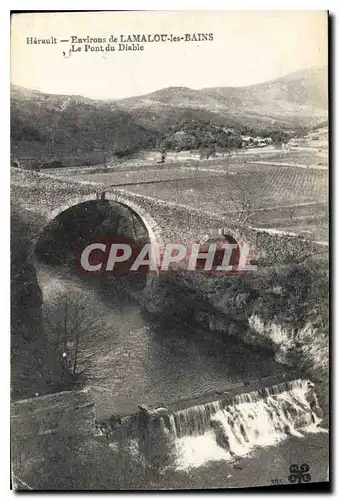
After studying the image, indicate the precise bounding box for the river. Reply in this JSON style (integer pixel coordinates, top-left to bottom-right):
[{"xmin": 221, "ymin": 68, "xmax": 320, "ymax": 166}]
[
  {"xmin": 36, "ymin": 262, "xmax": 329, "ymax": 486},
  {"xmin": 37, "ymin": 262, "xmax": 290, "ymax": 416}
]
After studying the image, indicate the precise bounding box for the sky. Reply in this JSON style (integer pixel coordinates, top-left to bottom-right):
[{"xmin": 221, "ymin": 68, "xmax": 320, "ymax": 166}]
[{"xmin": 11, "ymin": 11, "xmax": 328, "ymax": 100}]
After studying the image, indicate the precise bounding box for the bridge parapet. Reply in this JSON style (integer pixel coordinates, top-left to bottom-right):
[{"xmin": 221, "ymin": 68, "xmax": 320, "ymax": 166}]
[{"xmin": 11, "ymin": 168, "xmax": 327, "ymax": 267}]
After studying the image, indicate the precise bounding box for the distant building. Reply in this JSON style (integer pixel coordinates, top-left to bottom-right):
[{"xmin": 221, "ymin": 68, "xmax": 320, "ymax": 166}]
[{"xmin": 241, "ymin": 136, "xmax": 272, "ymax": 148}]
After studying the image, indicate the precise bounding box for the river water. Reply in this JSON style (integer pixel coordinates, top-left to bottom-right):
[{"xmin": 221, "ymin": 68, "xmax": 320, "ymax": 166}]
[
  {"xmin": 37, "ymin": 263, "xmax": 290, "ymax": 416},
  {"xmin": 36, "ymin": 263, "xmax": 329, "ymax": 484}
]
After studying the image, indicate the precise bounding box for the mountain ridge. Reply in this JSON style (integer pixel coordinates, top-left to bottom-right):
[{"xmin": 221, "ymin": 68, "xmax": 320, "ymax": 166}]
[
  {"xmin": 11, "ymin": 67, "xmax": 327, "ymax": 106},
  {"xmin": 11, "ymin": 67, "xmax": 327, "ymax": 164}
]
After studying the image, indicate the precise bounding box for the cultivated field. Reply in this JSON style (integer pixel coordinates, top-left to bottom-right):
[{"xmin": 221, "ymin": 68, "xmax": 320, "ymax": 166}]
[
  {"xmin": 39, "ymin": 134, "xmax": 329, "ymax": 243},
  {"xmin": 116, "ymin": 166, "xmax": 325, "ymax": 210},
  {"xmin": 60, "ymin": 154, "xmax": 327, "ymax": 241}
]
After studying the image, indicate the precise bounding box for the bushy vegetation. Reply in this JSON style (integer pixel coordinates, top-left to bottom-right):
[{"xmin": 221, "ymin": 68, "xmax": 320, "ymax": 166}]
[
  {"xmin": 159, "ymin": 119, "xmax": 243, "ymax": 153},
  {"xmin": 237, "ymin": 124, "xmax": 291, "ymax": 144},
  {"xmin": 22, "ymin": 433, "xmax": 145, "ymax": 490},
  {"xmin": 157, "ymin": 120, "xmax": 298, "ymax": 156},
  {"xmin": 18, "ymin": 417, "xmax": 176, "ymax": 490},
  {"xmin": 11, "ymin": 98, "xmax": 158, "ymax": 165}
]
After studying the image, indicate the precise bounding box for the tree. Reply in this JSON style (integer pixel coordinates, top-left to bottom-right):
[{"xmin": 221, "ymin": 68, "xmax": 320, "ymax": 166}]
[
  {"xmin": 287, "ymin": 207, "xmax": 295, "ymax": 224},
  {"xmin": 228, "ymin": 187, "xmax": 265, "ymax": 225},
  {"xmin": 43, "ymin": 293, "xmax": 102, "ymax": 391},
  {"xmin": 157, "ymin": 136, "xmax": 169, "ymax": 163},
  {"xmin": 160, "ymin": 150, "xmax": 167, "ymax": 163}
]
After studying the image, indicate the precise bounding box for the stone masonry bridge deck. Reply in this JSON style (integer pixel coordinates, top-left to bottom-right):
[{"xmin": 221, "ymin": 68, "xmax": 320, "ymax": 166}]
[{"xmin": 11, "ymin": 167, "xmax": 327, "ymax": 266}]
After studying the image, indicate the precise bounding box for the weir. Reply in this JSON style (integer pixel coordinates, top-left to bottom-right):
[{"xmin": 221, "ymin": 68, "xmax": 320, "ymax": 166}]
[
  {"xmin": 11, "ymin": 373, "xmax": 325, "ymax": 469},
  {"xmin": 98, "ymin": 377, "xmax": 324, "ymax": 462},
  {"xmin": 166, "ymin": 379, "xmax": 322, "ymax": 439}
]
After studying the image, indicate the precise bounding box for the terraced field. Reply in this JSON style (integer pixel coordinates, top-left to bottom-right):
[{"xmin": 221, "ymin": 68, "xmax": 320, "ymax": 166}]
[
  {"xmin": 247, "ymin": 151, "xmax": 328, "ymax": 167},
  {"xmin": 74, "ymin": 166, "xmax": 228, "ymax": 186},
  {"xmin": 123, "ymin": 166, "xmax": 327, "ymax": 212},
  {"xmin": 57, "ymin": 144, "xmax": 328, "ymax": 241}
]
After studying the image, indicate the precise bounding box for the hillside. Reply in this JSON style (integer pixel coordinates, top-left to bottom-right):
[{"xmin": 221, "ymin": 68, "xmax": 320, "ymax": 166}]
[
  {"xmin": 11, "ymin": 87, "xmax": 158, "ymax": 162},
  {"xmin": 11, "ymin": 67, "xmax": 327, "ymax": 165},
  {"xmin": 118, "ymin": 67, "xmax": 327, "ymax": 122},
  {"xmin": 201, "ymin": 67, "xmax": 328, "ymax": 116}
]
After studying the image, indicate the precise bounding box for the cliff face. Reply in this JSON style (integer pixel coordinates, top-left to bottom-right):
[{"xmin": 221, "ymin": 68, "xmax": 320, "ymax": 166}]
[{"xmin": 11, "ymin": 204, "xmax": 58, "ymax": 399}]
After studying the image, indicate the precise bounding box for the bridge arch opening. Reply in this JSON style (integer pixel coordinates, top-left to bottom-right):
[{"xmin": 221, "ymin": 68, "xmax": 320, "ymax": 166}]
[
  {"xmin": 197, "ymin": 234, "xmax": 241, "ymax": 270},
  {"xmin": 221, "ymin": 234, "xmax": 241, "ymax": 267},
  {"xmin": 34, "ymin": 194, "xmax": 163, "ymax": 291}
]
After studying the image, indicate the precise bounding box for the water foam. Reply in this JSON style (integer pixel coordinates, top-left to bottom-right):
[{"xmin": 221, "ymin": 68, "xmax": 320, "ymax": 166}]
[{"xmin": 167, "ymin": 379, "xmax": 326, "ymax": 470}]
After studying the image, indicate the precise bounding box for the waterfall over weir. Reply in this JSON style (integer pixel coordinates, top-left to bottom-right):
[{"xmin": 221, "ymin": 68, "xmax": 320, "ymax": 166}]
[
  {"xmin": 166, "ymin": 379, "xmax": 322, "ymax": 440},
  {"xmin": 99, "ymin": 378, "xmax": 325, "ymax": 470},
  {"xmin": 162, "ymin": 379, "xmax": 325, "ymax": 468}
]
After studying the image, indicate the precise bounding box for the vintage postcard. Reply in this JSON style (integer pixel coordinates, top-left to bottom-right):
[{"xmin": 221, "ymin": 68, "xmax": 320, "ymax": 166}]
[{"xmin": 10, "ymin": 10, "xmax": 329, "ymax": 491}]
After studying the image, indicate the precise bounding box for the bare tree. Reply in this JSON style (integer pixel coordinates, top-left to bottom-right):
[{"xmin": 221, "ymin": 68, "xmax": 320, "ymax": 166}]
[
  {"xmin": 228, "ymin": 187, "xmax": 265, "ymax": 225},
  {"xmin": 225, "ymin": 145, "xmax": 234, "ymax": 159},
  {"xmin": 44, "ymin": 294, "xmax": 101, "ymax": 390},
  {"xmin": 160, "ymin": 150, "xmax": 167, "ymax": 163},
  {"xmin": 287, "ymin": 207, "xmax": 295, "ymax": 224}
]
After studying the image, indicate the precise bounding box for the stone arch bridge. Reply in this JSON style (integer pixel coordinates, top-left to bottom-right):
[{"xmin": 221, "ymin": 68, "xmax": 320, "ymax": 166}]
[{"xmin": 11, "ymin": 168, "xmax": 324, "ymax": 269}]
